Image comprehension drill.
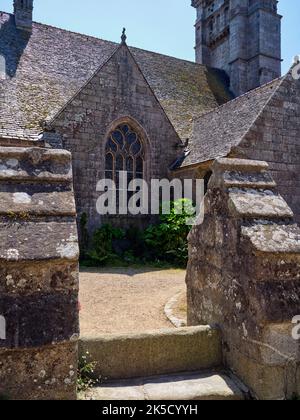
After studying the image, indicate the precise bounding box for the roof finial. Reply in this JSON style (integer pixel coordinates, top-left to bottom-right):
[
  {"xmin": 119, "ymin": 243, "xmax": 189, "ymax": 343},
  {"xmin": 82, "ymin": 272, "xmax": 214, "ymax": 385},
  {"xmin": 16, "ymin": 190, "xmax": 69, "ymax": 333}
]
[{"xmin": 121, "ymin": 28, "xmax": 127, "ymax": 45}]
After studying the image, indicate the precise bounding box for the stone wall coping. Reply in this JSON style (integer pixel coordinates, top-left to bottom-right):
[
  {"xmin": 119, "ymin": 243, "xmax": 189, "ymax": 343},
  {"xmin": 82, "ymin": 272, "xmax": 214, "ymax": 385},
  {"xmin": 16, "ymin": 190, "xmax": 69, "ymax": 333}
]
[
  {"xmin": 0, "ymin": 191, "xmax": 76, "ymax": 217},
  {"xmin": 0, "ymin": 171, "xmax": 72, "ymax": 184},
  {"xmin": 0, "ymin": 147, "xmax": 71, "ymax": 163},
  {"xmin": 228, "ymin": 190, "xmax": 294, "ymax": 220},
  {"xmin": 242, "ymin": 223, "xmax": 300, "ymax": 254},
  {"xmin": 213, "ymin": 158, "xmax": 269, "ymax": 173},
  {"xmin": 80, "ymin": 325, "xmax": 218, "ymax": 342}
]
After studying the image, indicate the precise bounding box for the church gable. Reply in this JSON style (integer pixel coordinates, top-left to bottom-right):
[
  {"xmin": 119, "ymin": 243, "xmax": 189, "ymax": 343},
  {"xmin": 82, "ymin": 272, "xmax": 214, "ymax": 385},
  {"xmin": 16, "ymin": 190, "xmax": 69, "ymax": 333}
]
[
  {"xmin": 51, "ymin": 42, "xmax": 182, "ymax": 158},
  {"xmin": 50, "ymin": 43, "xmax": 182, "ymax": 226},
  {"xmin": 50, "ymin": 43, "xmax": 180, "ymax": 143}
]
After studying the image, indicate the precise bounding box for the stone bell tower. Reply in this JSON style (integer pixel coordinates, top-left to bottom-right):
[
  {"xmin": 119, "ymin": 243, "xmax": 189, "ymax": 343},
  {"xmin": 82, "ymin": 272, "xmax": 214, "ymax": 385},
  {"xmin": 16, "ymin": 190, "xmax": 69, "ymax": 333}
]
[
  {"xmin": 192, "ymin": 0, "xmax": 282, "ymax": 96},
  {"xmin": 14, "ymin": 0, "xmax": 33, "ymax": 32}
]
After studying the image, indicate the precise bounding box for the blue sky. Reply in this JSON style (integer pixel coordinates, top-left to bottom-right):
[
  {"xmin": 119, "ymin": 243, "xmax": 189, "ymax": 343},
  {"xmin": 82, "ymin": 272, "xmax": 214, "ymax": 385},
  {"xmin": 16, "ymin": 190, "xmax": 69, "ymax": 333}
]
[{"xmin": 1, "ymin": 0, "xmax": 298, "ymax": 73}]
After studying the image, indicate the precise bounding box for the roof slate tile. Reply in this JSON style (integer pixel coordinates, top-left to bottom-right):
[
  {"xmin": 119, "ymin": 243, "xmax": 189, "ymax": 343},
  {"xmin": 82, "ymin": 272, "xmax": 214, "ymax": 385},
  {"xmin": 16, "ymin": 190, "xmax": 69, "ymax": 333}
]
[
  {"xmin": 0, "ymin": 12, "xmax": 232, "ymax": 142},
  {"xmin": 181, "ymin": 78, "xmax": 283, "ymax": 167}
]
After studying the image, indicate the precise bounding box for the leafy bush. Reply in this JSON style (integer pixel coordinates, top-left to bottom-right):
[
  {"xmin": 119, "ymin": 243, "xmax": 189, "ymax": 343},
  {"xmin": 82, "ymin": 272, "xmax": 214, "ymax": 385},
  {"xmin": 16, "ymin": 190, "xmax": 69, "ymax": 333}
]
[
  {"xmin": 143, "ymin": 199, "xmax": 194, "ymax": 266},
  {"xmin": 81, "ymin": 199, "xmax": 195, "ymax": 268},
  {"xmin": 87, "ymin": 224, "xmax": 125, "ymax": 265}
]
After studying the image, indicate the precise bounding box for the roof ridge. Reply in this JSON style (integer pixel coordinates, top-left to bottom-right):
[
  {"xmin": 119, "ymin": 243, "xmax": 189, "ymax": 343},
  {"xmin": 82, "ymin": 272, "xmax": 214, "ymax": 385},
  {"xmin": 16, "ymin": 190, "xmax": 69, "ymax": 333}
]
[
  {"xmin": 130, "ymin": 46, "xmax": 210, "ymax": 68},
  {"xmin": 33, "ymin": 20, "xmax": 118, "ymax": 46},
  {"xmin": 0, "ymin": 10, "xmax": 222, "ymax": 70},
  {"xmin": 35, "ymin": 20, "xmax": 211, "ymax": 68}
]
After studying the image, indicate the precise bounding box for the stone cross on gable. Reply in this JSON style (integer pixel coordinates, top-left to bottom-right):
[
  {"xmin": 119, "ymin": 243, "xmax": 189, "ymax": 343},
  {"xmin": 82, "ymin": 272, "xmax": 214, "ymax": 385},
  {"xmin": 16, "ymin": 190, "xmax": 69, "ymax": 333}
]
[{"xmin": 121, "ymin": 28, "xmax": 127, "ymax": 45}]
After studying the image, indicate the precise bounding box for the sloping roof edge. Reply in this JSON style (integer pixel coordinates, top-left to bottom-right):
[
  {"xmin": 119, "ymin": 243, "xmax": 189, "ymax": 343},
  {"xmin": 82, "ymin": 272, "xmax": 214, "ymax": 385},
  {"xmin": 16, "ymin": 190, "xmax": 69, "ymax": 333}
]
[
  {"xmin": 233, "ymin": 75, "xmax": 287, "ymax": 149},
  {"xmin": 45, "ymin": 44, "xmax": 121, "ymax": 128},
  {"xmin": 179, "ymin": 75, "xmax": 286, "ymax": 169},
  {"xmin": 124, "ymin": 45, "xmax": 183, "ymax": 145}
]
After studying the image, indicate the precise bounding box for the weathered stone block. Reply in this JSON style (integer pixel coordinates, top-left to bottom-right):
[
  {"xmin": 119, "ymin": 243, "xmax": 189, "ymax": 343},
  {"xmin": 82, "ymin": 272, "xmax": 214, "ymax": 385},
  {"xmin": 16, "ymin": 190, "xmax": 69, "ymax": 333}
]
[
  {"xmin": 0, "ymin": 291, "xmax": 79, "ymax": 349},
  {"xmin": 0, "ymin": 342, "xmax": 78, "ymax": 400},
  {"xmin": 0, "ymin": 222, "xmax": 79, "ymax": 262},
  {"xmin": 0, "ymin": 191, "xmax": 76, "ymax": 217},
  {"xmin": 0, "ymin": 261, "xmax": 78, "ymax": 294}
]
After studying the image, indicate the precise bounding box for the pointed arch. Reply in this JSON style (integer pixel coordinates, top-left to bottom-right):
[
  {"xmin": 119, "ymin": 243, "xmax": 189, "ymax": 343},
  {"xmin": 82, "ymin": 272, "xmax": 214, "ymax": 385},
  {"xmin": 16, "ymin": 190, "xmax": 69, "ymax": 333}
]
[{"xmin": 103, "ymin": 116, "xmax": 151, "ymax": 184}]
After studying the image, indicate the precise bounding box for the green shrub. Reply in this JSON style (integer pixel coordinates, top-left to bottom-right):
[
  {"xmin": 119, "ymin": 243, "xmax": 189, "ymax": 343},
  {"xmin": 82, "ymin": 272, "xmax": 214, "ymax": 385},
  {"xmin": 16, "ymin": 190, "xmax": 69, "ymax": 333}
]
[
  {"xmin": 87, "ymin": 224, "xmax": 125, "ymax": 265},
  {"xmin": 125, "ymin": 226, "xmax": 146, "ymax": 257},
  {"xmin": 80, "ymin": 199, "xmax": 195, "ymax": 268},
  {"xmin": 143, "ymin": 199, "xmax": 194, "ymax": 267}
]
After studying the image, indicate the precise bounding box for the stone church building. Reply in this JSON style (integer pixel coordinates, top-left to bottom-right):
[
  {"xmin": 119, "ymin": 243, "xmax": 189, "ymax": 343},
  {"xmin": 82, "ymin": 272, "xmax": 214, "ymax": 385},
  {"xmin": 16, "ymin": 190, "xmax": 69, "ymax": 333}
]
[
  {"xmin": 1, "ymin": 0, "xmax": 300, "ymax": 401},
  {"xmin": 1, "ymin": 0, "xmax": 300, "ymax": 231}
]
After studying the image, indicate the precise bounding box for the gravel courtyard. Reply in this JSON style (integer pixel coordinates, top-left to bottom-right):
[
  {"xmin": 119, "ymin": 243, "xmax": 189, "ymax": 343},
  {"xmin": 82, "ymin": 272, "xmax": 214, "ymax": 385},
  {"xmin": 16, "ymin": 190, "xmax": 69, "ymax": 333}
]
[{"xmin": 79, "ymin": 267, "xmax": 186, "ymax": 336}]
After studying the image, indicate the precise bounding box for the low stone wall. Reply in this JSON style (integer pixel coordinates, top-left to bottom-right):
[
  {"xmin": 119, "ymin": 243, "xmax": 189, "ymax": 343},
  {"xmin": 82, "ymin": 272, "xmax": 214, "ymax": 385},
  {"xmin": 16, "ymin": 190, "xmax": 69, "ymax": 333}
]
[
  {"xmin": 186, "ymin": 158, "xmax": 300, "ymax": 400},
  {"xmin": 0, "ymin": 147, "xmax": 79, "ymax": 400},
  {"xmin": 79, "ymin": 326, "xmax": 222, "ymax": 380}
]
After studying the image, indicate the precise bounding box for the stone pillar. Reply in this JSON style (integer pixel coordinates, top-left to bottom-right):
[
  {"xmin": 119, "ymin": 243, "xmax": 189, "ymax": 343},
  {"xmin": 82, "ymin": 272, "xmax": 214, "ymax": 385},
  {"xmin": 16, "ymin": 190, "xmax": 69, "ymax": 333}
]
[
  {"xmin": 0, "ymin": 147, "xmax": 79, "ymax": 400},
  {"xmin": 187, "ymin": 158, "xmax": 300, "ymax": 400}
]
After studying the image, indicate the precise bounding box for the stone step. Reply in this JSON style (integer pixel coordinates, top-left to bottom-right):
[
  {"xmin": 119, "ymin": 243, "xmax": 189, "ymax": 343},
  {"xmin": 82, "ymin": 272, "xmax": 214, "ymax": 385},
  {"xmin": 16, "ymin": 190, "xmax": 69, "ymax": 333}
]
[
  {"xmin": 79, "ymin": 326, "xmax": 222, "ymax": 380},
  {"xmin": 82, "ymin": 371, "xmax": 246, "ymax": 401}
]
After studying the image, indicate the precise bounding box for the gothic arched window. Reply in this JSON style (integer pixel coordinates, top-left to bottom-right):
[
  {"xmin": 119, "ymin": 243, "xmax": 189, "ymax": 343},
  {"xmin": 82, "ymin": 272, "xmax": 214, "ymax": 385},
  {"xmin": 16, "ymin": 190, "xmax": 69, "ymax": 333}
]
[{"xmin": 105, "ymin": 124, "xmax": 145, "ymax": 189}]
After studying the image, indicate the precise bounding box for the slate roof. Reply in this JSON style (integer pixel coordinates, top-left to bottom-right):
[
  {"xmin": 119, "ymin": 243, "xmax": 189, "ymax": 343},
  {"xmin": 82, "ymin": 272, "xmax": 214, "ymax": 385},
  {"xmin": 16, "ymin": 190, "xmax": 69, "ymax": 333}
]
[
  {"xmin": 0, "ymin": 12, "xmax": 232, "ymax": 142},
  {"xmin": 181, "ymin": 77, "xmax": 283, "ymax": 167}
]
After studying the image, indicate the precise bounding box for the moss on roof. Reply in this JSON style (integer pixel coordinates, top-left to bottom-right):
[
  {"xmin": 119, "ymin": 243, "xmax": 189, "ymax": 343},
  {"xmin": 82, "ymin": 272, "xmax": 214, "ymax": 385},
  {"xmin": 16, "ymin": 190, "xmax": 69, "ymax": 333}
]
[
  {"xmin": 181, "ymin": 77, "xmax": 283, "ymax": 167},
  {"xmin": 0, "ymin": 11, "xmax": 232, "ymax": 141}
]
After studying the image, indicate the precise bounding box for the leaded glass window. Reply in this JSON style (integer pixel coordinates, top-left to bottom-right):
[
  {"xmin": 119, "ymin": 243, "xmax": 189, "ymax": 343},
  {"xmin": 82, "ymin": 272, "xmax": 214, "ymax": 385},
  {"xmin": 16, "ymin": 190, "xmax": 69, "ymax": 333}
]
[{"xmin": 105, "ymin": 124, "xmax": 145, "ymax": 186}]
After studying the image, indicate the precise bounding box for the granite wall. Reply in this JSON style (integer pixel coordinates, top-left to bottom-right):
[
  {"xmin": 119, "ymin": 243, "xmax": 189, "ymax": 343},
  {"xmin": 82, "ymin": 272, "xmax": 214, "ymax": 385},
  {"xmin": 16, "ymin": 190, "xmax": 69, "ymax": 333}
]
[{"xmin": 187, "ymin": 158, "xmax": 300, "ymax": 400}]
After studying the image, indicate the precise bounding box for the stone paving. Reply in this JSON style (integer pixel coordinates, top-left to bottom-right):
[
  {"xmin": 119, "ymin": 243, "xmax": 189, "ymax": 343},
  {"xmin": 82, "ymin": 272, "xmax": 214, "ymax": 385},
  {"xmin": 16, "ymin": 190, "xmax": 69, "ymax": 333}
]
[{"xmin": 82, "ymin": 371, "xmax": 244, "ymax": 401}]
